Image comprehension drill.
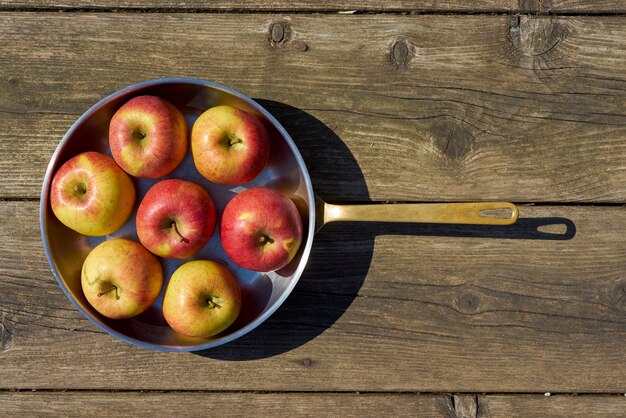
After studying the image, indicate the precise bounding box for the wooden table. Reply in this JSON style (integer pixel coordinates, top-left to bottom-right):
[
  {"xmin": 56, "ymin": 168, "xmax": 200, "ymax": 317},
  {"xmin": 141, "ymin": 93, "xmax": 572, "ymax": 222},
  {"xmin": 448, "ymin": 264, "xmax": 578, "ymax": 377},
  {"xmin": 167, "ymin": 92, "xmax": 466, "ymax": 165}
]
[{"xmin": 1, "ymin": 2, "xmax": 625, "ymax": 416}]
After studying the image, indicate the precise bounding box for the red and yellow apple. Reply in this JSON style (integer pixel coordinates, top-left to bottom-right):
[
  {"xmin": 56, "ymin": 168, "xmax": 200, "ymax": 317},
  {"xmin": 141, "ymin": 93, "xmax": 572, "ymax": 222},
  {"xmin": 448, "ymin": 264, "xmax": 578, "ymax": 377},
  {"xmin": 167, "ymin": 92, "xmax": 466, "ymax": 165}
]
[
  {"xmin": 163, "ymin": 260, "xmax": 241, "ymax": 338},
  {"xmin": 136, "ymin": 179, "xmax": 216, "ymax": 259},
  {"xmin": 50, "ymin": 151, "xmax": 135, "ymax": 236},
  {"xmin": 109, "ymin": 95, "xmax": 187, "ymax": 178},
  {"xmin": 191, "ymin": 105, "xmax": 270, "ymax": 184},
  {"xmin": 81, "ymin": 238, "xmax": 163, "ymax": 319},
  {"xmin": 220, "ymin": 187, "xmax": 303, "ymax": 272}
]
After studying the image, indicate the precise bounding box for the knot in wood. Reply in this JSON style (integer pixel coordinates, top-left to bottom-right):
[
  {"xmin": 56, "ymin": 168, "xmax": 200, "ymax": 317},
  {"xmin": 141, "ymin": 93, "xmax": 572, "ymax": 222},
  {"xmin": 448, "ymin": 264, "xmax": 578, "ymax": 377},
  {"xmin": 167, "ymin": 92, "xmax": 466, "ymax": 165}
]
[
  {"xmin": 270, "ymin": 22, "xmax": 288, "ymax": 45},
  {"xmin": 430, "ymin": 119, "xmax": 474, "ymax": 161},
  {"xmin": 0, "ymin": 319, "xmax": 13, "ymax": 353},
  {"xmin": 509, "ymin": 16, "xmax": 566, "ymax": 58},
  {"xmin": 610, "ymin": 279, "xmax": 626, "ymax": 310},
  {"xmin": 457, "ymin": 292, "xmax": 481, "ymax": 314},
  {"xmin": 301, "ymin": 358, "xmax": 314, "ymax": 367},
  {"xmin": 391, "ymin": 40, "xmax": 410, "ymax": 69}
]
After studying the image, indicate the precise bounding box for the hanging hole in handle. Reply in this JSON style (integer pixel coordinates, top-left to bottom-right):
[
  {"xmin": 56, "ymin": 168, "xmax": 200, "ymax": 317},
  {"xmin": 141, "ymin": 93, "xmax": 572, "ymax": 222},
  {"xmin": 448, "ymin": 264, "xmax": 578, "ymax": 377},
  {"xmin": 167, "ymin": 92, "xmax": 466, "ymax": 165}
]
[
  {"xmin": 537, "ymin": 223, "xmax": 568, "ymax": 234},
  {"xmin": 479, "ymin": 208, "xmax": 515, "ymax": 219}
]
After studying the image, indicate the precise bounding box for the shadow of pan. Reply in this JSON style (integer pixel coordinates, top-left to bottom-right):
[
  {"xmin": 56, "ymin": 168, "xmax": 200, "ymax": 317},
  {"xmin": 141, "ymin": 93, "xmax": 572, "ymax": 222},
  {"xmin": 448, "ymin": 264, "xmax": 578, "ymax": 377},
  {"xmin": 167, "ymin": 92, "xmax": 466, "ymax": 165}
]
[{"xmin": 197, "ymin": 101, "xmax": 575, "ymax": 361}]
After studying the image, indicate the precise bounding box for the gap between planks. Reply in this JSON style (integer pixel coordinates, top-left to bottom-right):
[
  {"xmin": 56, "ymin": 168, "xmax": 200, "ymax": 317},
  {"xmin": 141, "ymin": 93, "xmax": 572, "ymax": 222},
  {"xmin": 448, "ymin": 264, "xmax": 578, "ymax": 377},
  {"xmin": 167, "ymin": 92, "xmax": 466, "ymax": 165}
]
[
  {"xmin": 1, "ymin": 389, "xmax": 625, "ymax": 395},
  {"xmin": 0, "ymin": 7, "xmax": 624, "ymax": 16}
]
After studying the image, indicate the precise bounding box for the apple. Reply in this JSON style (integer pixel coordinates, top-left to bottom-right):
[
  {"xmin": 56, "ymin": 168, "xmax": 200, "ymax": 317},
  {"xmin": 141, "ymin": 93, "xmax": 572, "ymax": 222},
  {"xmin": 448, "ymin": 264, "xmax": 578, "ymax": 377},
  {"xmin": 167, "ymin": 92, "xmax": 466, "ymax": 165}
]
[
  {"xmin": 81, "ymin": 238, "xmax": 163, "ymax": 319},
  {"xmin": 163, "ymin": 260, "xmax": 241, "ymax": 338},
  {"xmin": 220, "ymin": 187, "xmax": 303, "ymax": 272},
  {"xmin": 50, "ymin": 151, "xmax": 135, "ymax": 236},
  {"xmin": 109, "ymin": 95, "xmax": 187, "ymax": 178},
  {"xmin": 191, "ymin": 105, "xmax": 270, "ymax": 184},
  {"xmin": 136, "ymin": 179, "xmax": 216, "ymax": 259}
]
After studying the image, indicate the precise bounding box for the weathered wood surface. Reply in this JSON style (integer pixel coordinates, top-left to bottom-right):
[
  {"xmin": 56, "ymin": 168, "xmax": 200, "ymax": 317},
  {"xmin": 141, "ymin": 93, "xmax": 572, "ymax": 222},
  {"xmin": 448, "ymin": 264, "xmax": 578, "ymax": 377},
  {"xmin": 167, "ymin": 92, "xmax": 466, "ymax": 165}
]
[
  {"xmin": 1, "ymin": 14, "xmax": 625, "ymax": 202},
  {"xmin": 2, "ymin": 1, "xmax": 625, "ymax": 13},
  {"xmin": 544, "ymin": 1, "xmax": 626, "ymax": 13},
  {"xmin": 0, "ymin": 392, "xmax": 448, "ymax": 418},
  {"xmin": 2, "ymin": 393, "xmax": 625, "ymax": 417},
  {"xmin": 1, "ymin": 201, "xmax": 624, "ymax": 392},
  {"xmin": 1, "ymin": 4, "xmax": 625, "ymax": 414},
  {"xmin": 0, "ymin": 1, "xmax": 520, "ymax": 12},
  {"xmin": 481, "ymin": 395, "xmax": 626, "ymax": 417}
]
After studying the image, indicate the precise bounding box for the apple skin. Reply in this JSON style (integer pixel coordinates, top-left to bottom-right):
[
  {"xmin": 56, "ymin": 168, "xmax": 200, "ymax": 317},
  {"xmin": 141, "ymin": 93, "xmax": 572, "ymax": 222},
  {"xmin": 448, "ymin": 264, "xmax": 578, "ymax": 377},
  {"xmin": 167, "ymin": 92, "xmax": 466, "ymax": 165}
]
[
  {"xmin": 109, "ymin": 95, "xmax": 187, "ymax": 178},
  {"xmin": 50, "ymin": 151, "xmax": 136, "ymax": 236},
  {"xmin": 220, "ymin": 188, "xmax": 303, "ymax": 272},
  {"xmin": 191, "ymin": 105, "xmax": 270, "ymax": 184},
  {"xmin": 81, "ymin": 238, "xmax": 163, "ymax": 319},
  {"xmin": 163, "ymin": 260, "xmax": 241, "ymax": 338},
  {"xmin": 136, "ymin": 179, "xmax": 216, "ymax": 259}
]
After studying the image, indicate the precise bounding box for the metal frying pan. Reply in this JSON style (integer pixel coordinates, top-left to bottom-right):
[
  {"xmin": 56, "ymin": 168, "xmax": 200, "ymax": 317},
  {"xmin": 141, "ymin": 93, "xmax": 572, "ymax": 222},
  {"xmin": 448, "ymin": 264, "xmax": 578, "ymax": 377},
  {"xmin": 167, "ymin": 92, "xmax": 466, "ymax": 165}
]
[{"xmin": 40, "ymin": 78, "xmax": 518, "ymax": 351}]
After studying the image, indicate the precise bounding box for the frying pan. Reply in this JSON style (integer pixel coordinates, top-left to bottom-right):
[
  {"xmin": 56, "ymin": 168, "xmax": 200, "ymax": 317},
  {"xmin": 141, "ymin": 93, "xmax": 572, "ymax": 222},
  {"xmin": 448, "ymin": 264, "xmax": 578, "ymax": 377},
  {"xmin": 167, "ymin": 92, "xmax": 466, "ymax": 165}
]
[{"xmin": 40, "ymin": 78, "xmax": 518, "ymax": 351}]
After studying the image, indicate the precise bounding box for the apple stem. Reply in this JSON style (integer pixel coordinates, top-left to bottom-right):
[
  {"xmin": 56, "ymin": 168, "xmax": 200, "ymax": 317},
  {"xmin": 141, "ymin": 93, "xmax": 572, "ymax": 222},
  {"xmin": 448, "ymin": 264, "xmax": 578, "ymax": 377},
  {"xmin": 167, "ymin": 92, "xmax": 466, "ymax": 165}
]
[
  {"xmin": 131, "ymin": 129, "xmax": 146, "ymax": 140},
  {"xmin": 97, "ymin": 285, "xmax": 120, "ymax": 300},
  {"xmin": 259, "ymin": 234, "xmax": 275, "ymax": 245},
  {"xmin": 227, "ymin": 133, "xmax": 242, "ymax": 146},
  {"xmin": 205, "ymin": 296, "xmax": 221, "ymax": 309},
  {"xmin": 171, "ymin": 222, "xmax": 190, "ymax": 243}
]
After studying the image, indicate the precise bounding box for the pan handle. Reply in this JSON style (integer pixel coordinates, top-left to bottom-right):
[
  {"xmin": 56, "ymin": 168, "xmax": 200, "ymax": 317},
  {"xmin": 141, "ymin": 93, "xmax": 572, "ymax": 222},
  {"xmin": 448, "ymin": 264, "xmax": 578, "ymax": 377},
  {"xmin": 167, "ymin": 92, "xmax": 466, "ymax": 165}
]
[{"xmin": 321, "ymin": 201, "xmax": 519, "ymax": 226}]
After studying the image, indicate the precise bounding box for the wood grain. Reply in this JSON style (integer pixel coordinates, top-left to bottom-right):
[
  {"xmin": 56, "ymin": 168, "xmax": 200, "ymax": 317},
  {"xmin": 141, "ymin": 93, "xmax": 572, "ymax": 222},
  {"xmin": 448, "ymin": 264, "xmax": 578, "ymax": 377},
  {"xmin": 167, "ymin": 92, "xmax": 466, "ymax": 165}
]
[
  {"xmin": 2, "ymin": 1, "xmax": 625, "ymax": 13},
  {"xmin": 480, "ymin": 395, "xmax": 626, "ymax": 417},
  {"xmin": 546, "ymin": 1, "xmax": 626, "ymax": 13},
  {"xmin": 0, "ymin": 392, "xmax": 450, "ymax": 418},
  {"xmin": 1, "ymin": 14, "xmax": 625, "ymax": 202},
  {"xmin": 2, "ymin": 201, "xmax": 625, "ymax": 392},
  {"xmin": 2, "ymin": 392, "xmax": 625, "ymax": 417},
  {"xmin": 0, "ymin": 1, "xmax": 519, "ymax": 12}
]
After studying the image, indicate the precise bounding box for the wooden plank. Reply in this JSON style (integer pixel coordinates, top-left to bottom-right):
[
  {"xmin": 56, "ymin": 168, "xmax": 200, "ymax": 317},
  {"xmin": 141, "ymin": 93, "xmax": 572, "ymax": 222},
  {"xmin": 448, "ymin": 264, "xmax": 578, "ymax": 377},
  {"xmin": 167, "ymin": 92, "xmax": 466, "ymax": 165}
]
[
  {"xmin": 1, "ymin": 14, "xmax": 625, "ymax": 202},
  {"xmin": 0, "ymin": 1, "xmax": 519, "ymax": 12},
  {"xmin": 2, "ymin": 392, "xmax": 625, "ymax": 417},
  {"xmin": 481, "ymin": 395, "xmax": 626, "ymax": 417},
  {"xmin": 4, "ymin": 1, "xmax": 626, "ymax": 13},
  {"xmin": 545, "ymin": 1, "xmax": 626, "ymax": 13},
  {"xmin": 1, "ymin": 201, "xmax": 625, "ymax": 392},
  {"xmin": 0, "ymin": 392, "xmax": 451, "ymax": 418}
]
